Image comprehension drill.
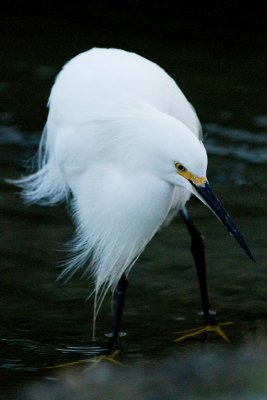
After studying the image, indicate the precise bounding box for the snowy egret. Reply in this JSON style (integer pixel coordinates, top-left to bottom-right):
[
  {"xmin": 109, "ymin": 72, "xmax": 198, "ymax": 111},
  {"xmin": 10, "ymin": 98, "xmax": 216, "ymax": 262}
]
[{"xmin": 11, "ymin": 48, "xmax": 254, "ymax": 342}]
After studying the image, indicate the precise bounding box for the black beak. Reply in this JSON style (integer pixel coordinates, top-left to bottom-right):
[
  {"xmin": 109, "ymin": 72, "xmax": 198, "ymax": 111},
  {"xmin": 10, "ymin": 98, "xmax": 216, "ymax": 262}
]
[{"xmin": 191, "ymin": 180, "xmax": 255, "ymax": 262}]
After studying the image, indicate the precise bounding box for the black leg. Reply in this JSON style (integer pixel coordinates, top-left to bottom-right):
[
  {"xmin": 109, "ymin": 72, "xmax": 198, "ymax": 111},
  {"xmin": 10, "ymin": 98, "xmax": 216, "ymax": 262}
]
[
  {"xmin": 108, "ymin": 273, "xmax": 128, "ymax": 347},
  {"xmin": 180, "ymin": 207, "xmax": 215, "ymax": 321}
]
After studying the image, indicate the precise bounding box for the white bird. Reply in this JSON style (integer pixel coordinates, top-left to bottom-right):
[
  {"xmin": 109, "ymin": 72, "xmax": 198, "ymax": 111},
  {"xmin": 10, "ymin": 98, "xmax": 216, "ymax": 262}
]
[{"xmin": 12, "ymin": 48, "xmax": 254, "ymax": 342}]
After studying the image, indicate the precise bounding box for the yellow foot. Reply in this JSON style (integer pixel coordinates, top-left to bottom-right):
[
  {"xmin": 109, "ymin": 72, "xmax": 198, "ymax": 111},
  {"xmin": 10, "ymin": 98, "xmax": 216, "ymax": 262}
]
[
  {"xmin": 174, "ymin": 322, "xmax": 233, "ymax": 343},
  {"xmin": 44, "ymin": 349, "xmax": 124, "ymax": 370}
]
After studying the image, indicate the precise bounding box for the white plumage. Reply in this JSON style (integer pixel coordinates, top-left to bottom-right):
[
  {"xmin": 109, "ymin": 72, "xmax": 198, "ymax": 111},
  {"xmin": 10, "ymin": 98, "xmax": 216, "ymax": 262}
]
[{"xmin": 13, "ymin": 48, "xmax": 213, "ymax": 313}]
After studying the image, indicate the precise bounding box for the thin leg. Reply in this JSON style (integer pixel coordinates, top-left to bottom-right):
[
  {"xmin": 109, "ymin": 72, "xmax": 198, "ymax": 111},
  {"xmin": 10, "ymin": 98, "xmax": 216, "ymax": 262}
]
[
  {"xmin": 180, "ymin": 207, "xmax": 214, "ymax": 321},
  {"xmin": 109, "ymin": 273, "xmax": 128, "ymax": 347}
]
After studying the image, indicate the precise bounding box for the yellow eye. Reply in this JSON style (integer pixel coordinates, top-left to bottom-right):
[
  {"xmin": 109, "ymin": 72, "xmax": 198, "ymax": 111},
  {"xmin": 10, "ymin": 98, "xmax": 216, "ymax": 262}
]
[{"xmin": 175, "ymin": 163, "xmax": 186, "ymax": 172}]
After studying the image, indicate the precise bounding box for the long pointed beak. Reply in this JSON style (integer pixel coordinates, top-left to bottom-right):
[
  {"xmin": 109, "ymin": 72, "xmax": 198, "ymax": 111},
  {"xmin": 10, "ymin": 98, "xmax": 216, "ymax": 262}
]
[{"xmin": 191, "ymin": 180, "xmax": 255, "ymax": 262}]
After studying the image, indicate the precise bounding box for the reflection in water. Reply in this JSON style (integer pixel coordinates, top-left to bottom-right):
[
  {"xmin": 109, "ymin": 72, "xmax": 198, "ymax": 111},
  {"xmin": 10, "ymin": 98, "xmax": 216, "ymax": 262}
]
[{"xmin": 25, "ymin": 339, "xmax": 267, "ymax": 400}]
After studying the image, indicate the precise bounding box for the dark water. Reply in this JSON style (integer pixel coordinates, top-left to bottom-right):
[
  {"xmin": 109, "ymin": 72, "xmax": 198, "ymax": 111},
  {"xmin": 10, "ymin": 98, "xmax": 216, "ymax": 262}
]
[{"xmin": 1, "ymin": 16, "xmax": 267, "ymax": 399}]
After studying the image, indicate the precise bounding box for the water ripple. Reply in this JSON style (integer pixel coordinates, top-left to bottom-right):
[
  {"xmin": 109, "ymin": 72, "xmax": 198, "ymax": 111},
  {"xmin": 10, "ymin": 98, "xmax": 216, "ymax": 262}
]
[
  {"xmin": 204, "ymin": 122, "xmax": 267, "ymax": 165},
  {"xmin": 204, "ymin": 122, "xmax": 267, "ymax": 144},
  {"xmin": 206, "ymin": 140, "xmax": 267, "ymax": 164}
]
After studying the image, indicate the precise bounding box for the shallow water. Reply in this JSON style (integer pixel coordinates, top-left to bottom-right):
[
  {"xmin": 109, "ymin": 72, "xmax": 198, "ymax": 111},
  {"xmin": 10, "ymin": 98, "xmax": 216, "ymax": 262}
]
[{"xmin": 1, "ymin": 15, "xmax": 267, "ymax": 399}]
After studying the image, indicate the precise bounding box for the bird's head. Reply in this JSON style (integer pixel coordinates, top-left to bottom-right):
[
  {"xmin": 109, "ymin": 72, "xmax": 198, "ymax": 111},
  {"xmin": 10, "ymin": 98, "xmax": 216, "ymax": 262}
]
[{"xmin": 152, "ymin": 114, "xmax": 255, "ymax": 262}]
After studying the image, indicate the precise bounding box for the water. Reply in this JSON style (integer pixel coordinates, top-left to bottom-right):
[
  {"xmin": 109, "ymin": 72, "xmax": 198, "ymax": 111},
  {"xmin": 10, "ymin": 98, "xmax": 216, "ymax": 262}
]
[{"xmin": 1, "ymin": 16, "xmax": 267, "ymax": 399}]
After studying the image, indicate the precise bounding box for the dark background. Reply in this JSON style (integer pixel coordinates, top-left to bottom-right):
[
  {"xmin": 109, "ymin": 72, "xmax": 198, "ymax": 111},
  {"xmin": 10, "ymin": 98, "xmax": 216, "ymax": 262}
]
[
  {"xmin": 2, "ymin": 1, "xmax": 267, "ymax": 48},
  {"xmin": 2, "ymin": 0, "xmax": 267, "ymax": 132}
]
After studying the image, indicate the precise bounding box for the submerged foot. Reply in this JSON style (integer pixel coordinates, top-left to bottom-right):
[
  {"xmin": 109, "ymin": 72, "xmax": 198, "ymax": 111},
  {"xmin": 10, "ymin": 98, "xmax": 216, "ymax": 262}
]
[
  {"xmin": 82, "ymin": 349, "xmax": 124, "ymax": 371},
  {"xmin": 44, "ymin": 349, "xmax": 124, "ymax": 370},
  {"xmin": 174, "ymin": 322, "xmax": 233, "ymax": 343},
  {"xmin": 44, "ymin": 341, "xmax": 125, "ymax": 370}
]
